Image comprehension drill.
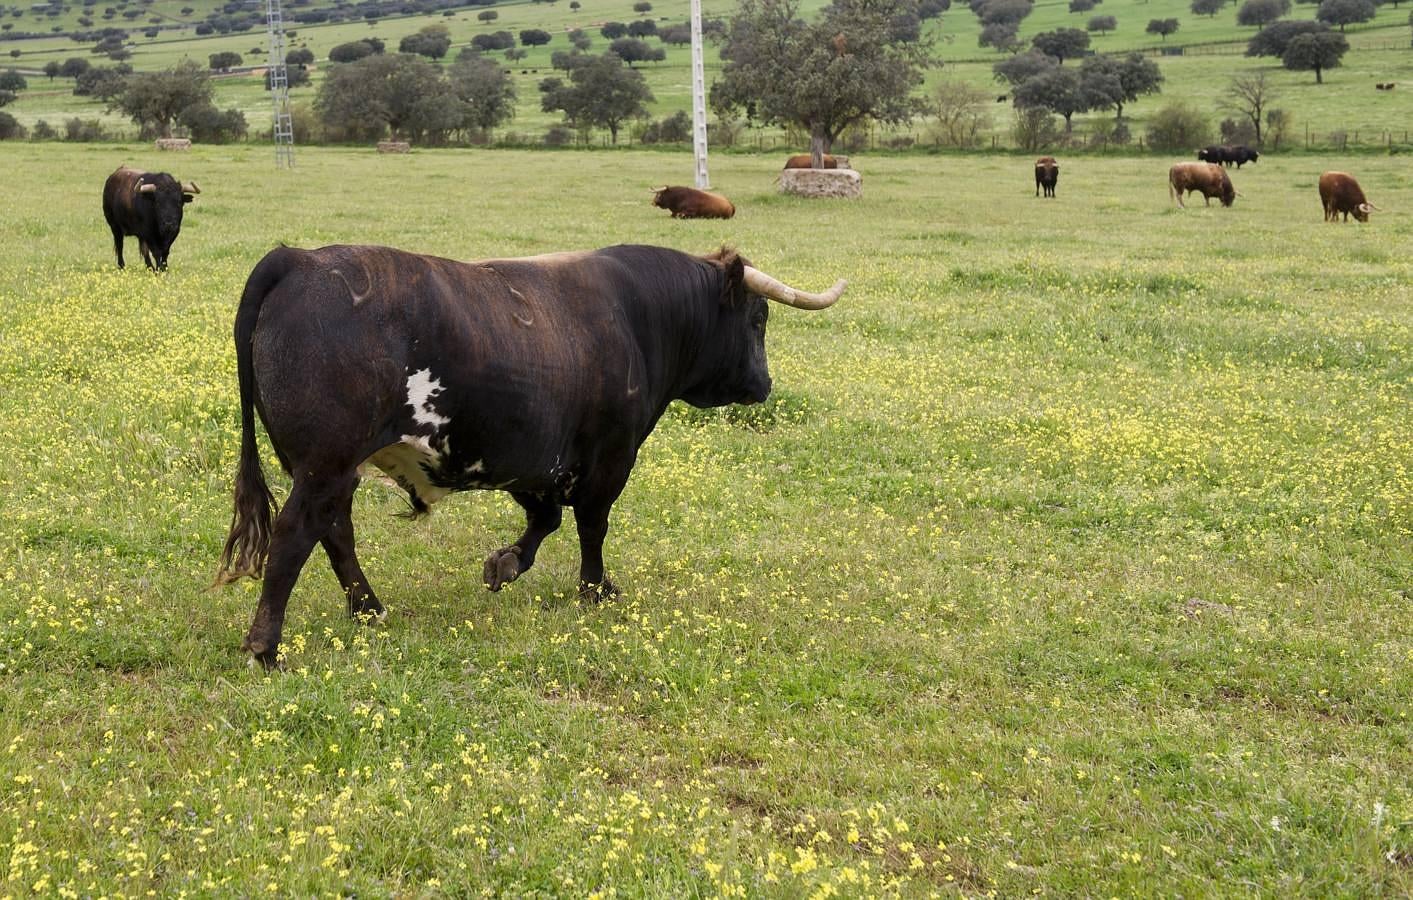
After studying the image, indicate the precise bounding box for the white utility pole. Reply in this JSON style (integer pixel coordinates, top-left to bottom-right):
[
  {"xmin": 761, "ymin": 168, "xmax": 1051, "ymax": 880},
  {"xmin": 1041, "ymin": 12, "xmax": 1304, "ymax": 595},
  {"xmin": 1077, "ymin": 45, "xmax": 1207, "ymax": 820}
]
[{"xmin": 689, "ymin": 0, "xmax": 709, "ymax": 188}]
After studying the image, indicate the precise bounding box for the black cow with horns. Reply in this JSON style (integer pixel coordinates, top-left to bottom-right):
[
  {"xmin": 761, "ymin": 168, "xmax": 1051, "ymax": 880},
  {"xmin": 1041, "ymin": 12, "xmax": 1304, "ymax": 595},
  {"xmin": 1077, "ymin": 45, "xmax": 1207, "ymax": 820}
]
[
  {"xmin": 216, "ymin": 243, "xmax": 847, "ymax": 666},
  {"xmin": 102, "ymin": 165, "xmax": 200, "ymax": 270}
]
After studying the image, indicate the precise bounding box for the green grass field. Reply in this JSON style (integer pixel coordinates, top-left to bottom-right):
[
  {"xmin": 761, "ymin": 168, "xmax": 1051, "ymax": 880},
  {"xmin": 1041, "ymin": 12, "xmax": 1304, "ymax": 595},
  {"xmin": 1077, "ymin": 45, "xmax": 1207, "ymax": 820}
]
[
  {"xmin": 0, "ymin": 143, "xmax": 1409, "ymax": 895},
  {"xmin": 4, "ymin": 0, "xmax": 1413, "ymax": 148}
]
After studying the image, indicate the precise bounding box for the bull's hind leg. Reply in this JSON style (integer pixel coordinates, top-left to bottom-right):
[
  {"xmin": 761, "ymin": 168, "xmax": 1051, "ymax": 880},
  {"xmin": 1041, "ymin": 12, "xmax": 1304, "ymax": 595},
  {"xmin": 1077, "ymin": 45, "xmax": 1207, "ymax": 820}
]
[
  {"xmin": 320, "ymin": 476, "xmax": 384, "ymax": 621},
  {"xmin": 110, "ymin": 226, "xmax": 126, "ymax": 269},
  {"xmin": 139, "ymin": 239, "xmax": 156, "ymax": 271},
  {"xmin": 484, "ymin": 492, "xmax": 563, "ymax": 591},
  {"xmin": 243, "ymin": 470, "xmax": 356, "ymax": 667}
]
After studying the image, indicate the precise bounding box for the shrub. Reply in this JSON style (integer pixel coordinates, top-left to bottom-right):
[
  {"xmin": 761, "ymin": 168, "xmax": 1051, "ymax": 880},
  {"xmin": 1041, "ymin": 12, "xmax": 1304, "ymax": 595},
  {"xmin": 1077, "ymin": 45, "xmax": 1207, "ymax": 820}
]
[
  {"xmin": 0, "ymin": 111, "xmax": 25, "ymax": 140},
  {"xmin": 32, "ymin": 119, "xmax": 57, "ymax": 140},
  {"xmin": 1012, "ymin": 106, "xmax": 1061, "ymax": 151},
  {"xmin": 64, "ymin": 117, "xmax": 105, "ymax": 141},
  {"xmin": 543, "ymin": 124, "xmax": 574, "ymax": 145},
  {"xmin": 1145, "ymin": 100, "xmax": 1210, "ymax": 151},
  {"xmin": 639, "ymin": 109, "xmax": 690, "ymax": 143}
]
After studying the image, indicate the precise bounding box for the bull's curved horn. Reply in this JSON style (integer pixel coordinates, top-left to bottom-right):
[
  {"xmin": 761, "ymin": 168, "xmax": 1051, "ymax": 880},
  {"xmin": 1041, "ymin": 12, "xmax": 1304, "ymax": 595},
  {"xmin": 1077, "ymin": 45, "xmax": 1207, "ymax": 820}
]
[
  {"xmin": 181, "ymin": 181, "xmax": 200, "ymax": 194},
  {"xmin": 137, "ymin": 183, "xmax": 157, "ymax": 194},
  {"xmin": 1361, "ymin": 202, "xmax": 1381, "ymax": 212},
  {"xmin": 742, "ymin": 266, "xmax": 846, "ymax": 310}
]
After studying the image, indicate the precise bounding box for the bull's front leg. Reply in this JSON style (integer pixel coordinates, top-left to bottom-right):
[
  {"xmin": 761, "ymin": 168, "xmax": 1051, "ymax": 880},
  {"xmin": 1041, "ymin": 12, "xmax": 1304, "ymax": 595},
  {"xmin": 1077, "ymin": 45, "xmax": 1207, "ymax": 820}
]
[
  {"xmin": 484, "ymin": 491, "xmax": 563, "ymax": 591},
  {"xmin": 139, "ymin": 239, "xmax": 156, "ymax": 271}
]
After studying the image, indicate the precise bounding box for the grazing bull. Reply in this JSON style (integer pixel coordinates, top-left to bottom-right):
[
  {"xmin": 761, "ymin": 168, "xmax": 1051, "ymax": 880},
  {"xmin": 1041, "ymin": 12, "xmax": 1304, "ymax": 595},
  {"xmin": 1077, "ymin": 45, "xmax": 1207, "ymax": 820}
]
[
  {"xmin": 1319, "ymin": 171, "xmax": 1379, "ymax": 222},
  {"xmin": 215, "ymin": 243, "xmax": 846, "ymax": 665},
  {"xmin": 101, "ymin": 165, "xmax": 199, "ymax": 270},
  {"xmin": 783, "ymin": 153, "xmax": 841, "ymax": 169},
  {"xmin": 1169, "ymin": 162, "xmax": 1235, "ymax": 208},
  {"xmin": 1196, "ymin": 145, "xmax": 1230, "ymax": 166},
  {"xmin": 651, "ymin": 185, "xmax": 736, "ymax": 219},
  {"xmin": 1034, "ymin": 156, "xmax": 1059, "ymax": 198},
  {"xmin": 1229, "ymin": 146, "xmax": 1259, "ymax": 168}
]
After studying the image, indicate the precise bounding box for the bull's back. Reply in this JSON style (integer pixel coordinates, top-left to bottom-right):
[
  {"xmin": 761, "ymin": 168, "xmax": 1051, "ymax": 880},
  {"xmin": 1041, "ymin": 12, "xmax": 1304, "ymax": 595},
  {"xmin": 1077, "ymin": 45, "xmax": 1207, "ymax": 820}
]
[{"xmin": 102, "ymin": 166, "xmax": 142, "ymax": 229}]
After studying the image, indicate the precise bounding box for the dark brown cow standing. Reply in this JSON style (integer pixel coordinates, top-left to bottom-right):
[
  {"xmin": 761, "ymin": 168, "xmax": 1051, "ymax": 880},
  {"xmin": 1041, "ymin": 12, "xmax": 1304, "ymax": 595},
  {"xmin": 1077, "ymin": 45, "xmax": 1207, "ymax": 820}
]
[
  {"xmin": 1168, "ymin": 162, "xmax": 1235, "ymax": 208},
  {"xmin": 1318, "ymin": 171, "xmax": 1379, "ymax": 222},
  {"xmin": 650, "ymin": 186, "xmax": 736, "ymax": 219},
  {"xmin": 1034, "ymin": 156, "xmax": 1059, "ymax": 198},
  {"xmin": 101, "ymin": 165, "xmax": 200, "ymax": 270},
  {"xmin": 216, "ymin": 243, "xmax": 846, "ymax": 666}
]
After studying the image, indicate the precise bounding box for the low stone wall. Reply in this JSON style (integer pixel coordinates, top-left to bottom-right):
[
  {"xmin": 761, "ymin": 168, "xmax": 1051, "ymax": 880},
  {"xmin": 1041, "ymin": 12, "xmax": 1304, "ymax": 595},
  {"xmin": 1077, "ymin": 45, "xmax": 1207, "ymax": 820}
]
[
  {"xmin": 779, "ymin": 167, "xmax": 862, "ymax": 199},
  {"xmin": 376, "ymin": 141, "xmax": 412, "ymax": 154},
  {"xmin": 155, "ymin": 138, "xmax": 191, "ymax": 151}
]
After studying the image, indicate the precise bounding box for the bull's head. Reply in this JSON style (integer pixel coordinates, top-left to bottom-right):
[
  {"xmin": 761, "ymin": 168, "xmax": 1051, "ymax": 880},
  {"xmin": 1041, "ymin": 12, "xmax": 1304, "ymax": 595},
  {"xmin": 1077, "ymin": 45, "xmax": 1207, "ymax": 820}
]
[
  {"xmin": 1354, "ymin": 201, "xmax": 1380, "ymax": 222},
  {"xmin": 682, "ymin": 251, "xmax": 846, "ymax": 409},
  {"xmin": 135, "ymin": 175, "xmax": 199, "ymax": 270}
]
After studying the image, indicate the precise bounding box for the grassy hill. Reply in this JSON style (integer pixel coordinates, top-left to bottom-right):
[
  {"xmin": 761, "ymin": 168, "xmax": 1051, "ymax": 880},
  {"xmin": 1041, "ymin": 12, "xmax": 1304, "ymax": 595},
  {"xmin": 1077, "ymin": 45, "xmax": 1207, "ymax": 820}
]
[{"xmin": 1, "ymin": 0, "xmax": 1412, "ymax": 147}]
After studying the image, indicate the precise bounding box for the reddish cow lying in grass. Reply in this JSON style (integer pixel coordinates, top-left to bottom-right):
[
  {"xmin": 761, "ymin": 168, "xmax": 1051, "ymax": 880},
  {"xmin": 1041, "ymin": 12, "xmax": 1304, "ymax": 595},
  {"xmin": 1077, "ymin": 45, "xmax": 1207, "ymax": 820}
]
[{"xmin": 651, "ymin": 186, "xmax": 736, "ymax": 219}]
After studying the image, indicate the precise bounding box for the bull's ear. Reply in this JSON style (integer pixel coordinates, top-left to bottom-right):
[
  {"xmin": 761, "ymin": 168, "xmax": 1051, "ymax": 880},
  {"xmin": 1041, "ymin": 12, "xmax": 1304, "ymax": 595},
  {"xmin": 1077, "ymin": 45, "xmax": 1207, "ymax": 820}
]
[
  {"xmin": 719, "ymin": 252, "xmax": 746, "ymax": 306},
  {"xmin": 182, "ymin": 193, "xmax": 194, "ymax": 204}
]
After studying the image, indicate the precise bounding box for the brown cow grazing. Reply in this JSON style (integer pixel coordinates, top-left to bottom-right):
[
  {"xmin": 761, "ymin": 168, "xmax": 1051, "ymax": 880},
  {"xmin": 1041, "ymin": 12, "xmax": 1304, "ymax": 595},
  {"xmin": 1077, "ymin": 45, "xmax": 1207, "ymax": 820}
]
[
  {"xmin": 651, "ymin": 186, "xmax": 736, "ymax": 219},
  {"xmin": 1319, "ymin": 171, "xmax": 1380, "ymax": 222},
  {"xmin": 1035, "ymin": 156, "xmax": 1059, "ymax": 198},
  {"xmin": 783, "ymin": 153, "xmax": 840, "ymax": 169},
  {"xmin": 1168, "ymin": 162, "xmax": 1235, "ymax": 208}
]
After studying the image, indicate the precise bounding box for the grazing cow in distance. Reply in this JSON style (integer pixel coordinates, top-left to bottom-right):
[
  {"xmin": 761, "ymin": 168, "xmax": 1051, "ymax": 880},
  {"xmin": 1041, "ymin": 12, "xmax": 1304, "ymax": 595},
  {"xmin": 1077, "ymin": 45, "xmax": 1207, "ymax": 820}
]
[
  {"xmin": 1229, "ymin": 146, "xmax": 1259, "ymax": 168},
  {"xmin": 1169, "ymin": 162, "xmax": 1236, "ymax": 208},
  {"xmin": 215, "ymin": 242, "xmax": 847, "ymax": 666},
  {"xmin": 1034, "ymin": 156, "xmax": 1059, "ymax": 198},
  {"xmin": 1196, "ymin": 145, "xmax": 1230, "ymax": 166},
  {"xmin": 651, "ymin": 185, "xmax": 736, "ymax": 219},
  {"xmin": 102, "ymin": 165, "xmax": 200, "ymax": 270},
  {"xmin": 1318, "ymin": 171, "xmax": 1379, "ymax": 222},
  {"xmin": 783, "ymin": 153, "xmax": 841, "ymax": 169}
]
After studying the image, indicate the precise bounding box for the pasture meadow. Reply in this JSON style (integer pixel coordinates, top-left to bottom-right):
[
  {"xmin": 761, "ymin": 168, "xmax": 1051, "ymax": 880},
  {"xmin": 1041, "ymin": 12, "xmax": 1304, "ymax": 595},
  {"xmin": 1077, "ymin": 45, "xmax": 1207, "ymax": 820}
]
[{"xmin": 0, "ymin": 144, "xmax": 1410, "ymax": 895}]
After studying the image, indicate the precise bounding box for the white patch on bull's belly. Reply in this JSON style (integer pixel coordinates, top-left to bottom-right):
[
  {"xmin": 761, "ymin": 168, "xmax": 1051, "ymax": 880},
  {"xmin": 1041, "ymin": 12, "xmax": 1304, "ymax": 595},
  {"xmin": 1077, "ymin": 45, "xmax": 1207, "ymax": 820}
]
[
  {"xmin": 406, "ymin": 368, "xmax": 450, "ymax": 428},
  {"xmin": 365, "ymin": 436, "xmax": 452, "ymax": 507}
]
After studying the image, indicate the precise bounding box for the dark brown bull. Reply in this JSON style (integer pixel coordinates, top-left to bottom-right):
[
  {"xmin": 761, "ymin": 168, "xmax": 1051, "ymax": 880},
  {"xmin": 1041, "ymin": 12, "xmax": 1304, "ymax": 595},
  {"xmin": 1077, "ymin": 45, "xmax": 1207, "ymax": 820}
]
[
  {"xmin": 102, "ymin": 165, "xmax": 200, "ymax": 270},
  {"xmin": 1168, "ymin": 162, "xmax": 1235, "ymax": 208},
  {"xmin": 1318, "ymin": 171, "xmax": 1379, "ymax": 222},
  {"xmin": 216, "ymin": 243, "xmax": 846, "ymax": 666},
  {"xmin": 651, "ymin": 186, "xmax": 736, "ymax": 219},
  {"xmin": 783, "ymin": 153, "xmax": 841, "ymax": 169},
  {"xmin": 1034, "ymin": 156, "xmax": 1059, "ymax": 198}
]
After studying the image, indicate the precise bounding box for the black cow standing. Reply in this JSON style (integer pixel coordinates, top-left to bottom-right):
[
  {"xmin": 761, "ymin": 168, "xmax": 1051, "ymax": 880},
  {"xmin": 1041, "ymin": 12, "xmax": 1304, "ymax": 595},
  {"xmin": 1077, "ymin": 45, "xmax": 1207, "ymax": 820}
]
[
  {"xmin": 215, "ymin": 243, "xmax": 847, "ymax": 666},
  {"xmin": 102, "ymin": 165, "xmax": 200, "ymax": 270}
]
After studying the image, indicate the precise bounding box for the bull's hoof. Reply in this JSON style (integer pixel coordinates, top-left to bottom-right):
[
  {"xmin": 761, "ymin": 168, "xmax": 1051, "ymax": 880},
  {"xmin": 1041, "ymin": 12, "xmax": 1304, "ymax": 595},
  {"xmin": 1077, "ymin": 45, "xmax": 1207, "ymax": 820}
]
[
  {"xmin": 577, "ymin": 579, "xmax": 619, "ymax": 604},
  {"xmin": 349, "ymin": 594, "xmax": 386, "ymax": 624},
  {"xmin": 483, "ymin": 547, "xmax": 521, "ymax": 592},
  {"xmin": 241, "ymin": 634, "xmax": 283, "ymax": 671}
]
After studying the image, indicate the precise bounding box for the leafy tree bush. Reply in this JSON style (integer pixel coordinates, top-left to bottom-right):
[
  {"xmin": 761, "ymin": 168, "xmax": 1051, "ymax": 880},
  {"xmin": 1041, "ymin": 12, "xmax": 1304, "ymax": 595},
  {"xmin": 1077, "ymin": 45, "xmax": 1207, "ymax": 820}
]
[
  {"xmin": 1078, "ymin": 51, "xmax": 1162, "ymax": 117},
  {"xmin": 32, "ymin": 118, "xmax": 57, "ymax": 140},
  {"xmin": 1069, "ymin": 0, "xmax": 1096, "ymax": 12},
  {"xmin": 1281, "ymin": 29, "xmax": 1347, "ymax": 81},
  {"xmin": 711, "ymin": 0, "xmax": 932, "ymax": 163},
  {"xmin": 979, "ymin": 20, "xmax": 1021, "ymax": 49},
  {"xmin": 61, "ymin": 57, "xmax": 91, "ymax": 78},
  {"xmin": 65, "ymin": 117, "xmax": 106, "ymax": 140},
  {"xmin": 599, "ymin": 21, "xmax": 627, "ymax": 38},
  {"xmin": 286, "ymin": 47, "xmax": 314, "ymax": 66},
  {"xmin": 470, "ymin": 30, "xmax": 514, "ymax": 52},
  {"xmin": 658, "ymin": 23, "xmax": 690, "ymax": 44},
  {"xmin": 449, "ymin": 50, "xmax": 516, "ymax": 132},
  {"xmin": 400, "ymin": 24, "xmax": 451, "ymax": 59},
  {"xmin": 44, "ymin": 60, "xmax": 61, "ymax": 80},
  {"xmin": 1087, "ymin": 14, "xmax": 1117, "ymax": 32},
  {"xmin": 1031, "ymin": 27, "xmax": 1090, "ymax": 61},
  {"xmin": 994, "ymin": 48, "xmax": 1057, "ymax": 85},
  {"xmin": 569, "ymin": 28, "xmax": 592, "ymax": 49},
  {"xmin": 329, "ymin": 39, "xmax": 381, "ymax": 62},
  {"xmin": 1236, "ymin": 0, "xmax": 1290, "ymax": 27},
  {"xmin": 208, "ymin": 51, "xmax": 242, "ymax": 70},
  {"xmin": 1146, "ymin": 17, "xmax": 1180, "ymax": 38},
  {"xmin": 0, "ymin": 110, "xmax": 24, "ymax": 139},
  {"xmin": 177, "ymin": 101, "xmax": 246, "ymax": 142},
  {"xmin": 1315, "ymin": 0, "xmax": 1375, "ymax": 30},
  {"xmin": 639, "ymin": 109, "xmax": 690, "ymax": 142},
  {"xmin": 115, "ymin": 59, "xmax": 212, "ymax": 137},
  {"xmin": 1246, "ymin": 18, "xmax": 1328, "ymax": 53},
  {"xmin": 539, "ymin": 52, "xmax": 652, "ymax": 143},
  {"xmin": 930, "ymin": 79, "xmax": 989, "ymax": 147},
  {"xmin": 609, "ymin": 36, "xmax": 665, "ymax": 65},
  {"xmin": 627, "ymin": 18, "xmax": 656, "ymax": 36},
  {"xmin": 476, "ymin": 9, "xmax": 496, "ymax": 20},
  {"xmin": 520, "ymin": 28, "xmax": 552, "ymax": 46},
  {"xmin": 1012, "ymin": 105, "xmax": 1061, "ymax": 151},
  {"xmin": 0, "ymin": 69, "xmax": 26, "ymax": 92},
  {"xmin": 633, "ymin": 1, "xmax": 653, "ymax": 11},
  {"xmin": 1145, "ymin": 99, "xmax": 1210, "ymax": 150},
  {"xmin": 1013, "ymin": 66, "xmax": 1088, "ymax": 129}
]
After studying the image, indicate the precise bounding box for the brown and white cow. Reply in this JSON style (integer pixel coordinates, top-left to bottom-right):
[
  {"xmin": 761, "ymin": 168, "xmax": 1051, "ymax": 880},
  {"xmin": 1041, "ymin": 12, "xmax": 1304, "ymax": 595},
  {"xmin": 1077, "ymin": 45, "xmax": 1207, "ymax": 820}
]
[
  {"xmin": 1034, "ymin": 156, "xmax": 1058, "ymax": 198},
  {"xmin": 1318, "ymin": 171, "xmax": 1379, "ymax": 222},
  {"xmin": 1168, "ymin": 162, "xmax": 1235, "ymax": 208},
  {"xmin": 651, "ymin": 186, "xmax": 736, "ymax": 219}
]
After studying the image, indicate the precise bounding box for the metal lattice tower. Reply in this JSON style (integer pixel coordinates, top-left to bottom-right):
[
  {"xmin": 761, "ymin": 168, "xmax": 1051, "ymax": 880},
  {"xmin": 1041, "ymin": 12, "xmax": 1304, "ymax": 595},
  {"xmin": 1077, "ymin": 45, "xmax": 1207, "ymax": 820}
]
[{"xmin": 265, "ymin": 0, "xmax": 294, "ymax": 168}]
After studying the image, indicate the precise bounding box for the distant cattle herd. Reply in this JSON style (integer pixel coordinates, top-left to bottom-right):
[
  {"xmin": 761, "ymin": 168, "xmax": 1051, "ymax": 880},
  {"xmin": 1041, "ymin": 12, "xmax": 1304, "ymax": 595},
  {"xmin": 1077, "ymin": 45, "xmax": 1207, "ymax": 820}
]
[{"xmin": 97, "ymin": 149, "xmax": 1385, "ymax": 663}]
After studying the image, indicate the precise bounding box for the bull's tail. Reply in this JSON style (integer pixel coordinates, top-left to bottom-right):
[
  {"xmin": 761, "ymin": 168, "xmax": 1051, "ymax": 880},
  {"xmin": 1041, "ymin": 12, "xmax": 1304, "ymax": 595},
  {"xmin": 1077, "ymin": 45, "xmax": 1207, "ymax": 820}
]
[{"xmin": 214, "ymin": 248, "xmax": 295, "ymax": 586}]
